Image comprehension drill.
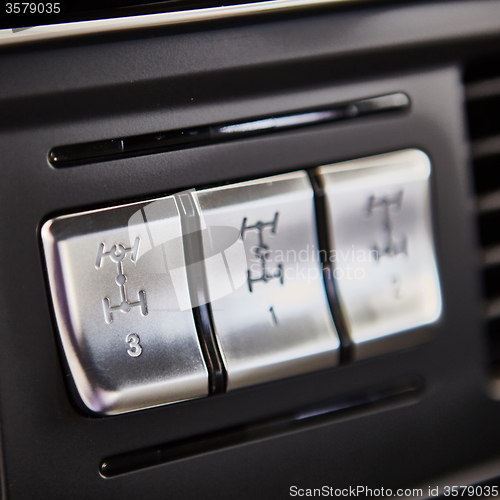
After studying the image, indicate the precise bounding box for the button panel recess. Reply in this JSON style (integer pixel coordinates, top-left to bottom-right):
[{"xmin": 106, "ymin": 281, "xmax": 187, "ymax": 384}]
[{"xmin": 42, "ymin": 149, "xmax": 442, "ymax": 416}]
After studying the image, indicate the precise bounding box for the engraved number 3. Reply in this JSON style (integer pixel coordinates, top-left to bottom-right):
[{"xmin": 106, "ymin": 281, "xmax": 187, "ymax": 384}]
[{"xmin": 126, "ymin": 333, "xmax": 142, "ymax": 357}]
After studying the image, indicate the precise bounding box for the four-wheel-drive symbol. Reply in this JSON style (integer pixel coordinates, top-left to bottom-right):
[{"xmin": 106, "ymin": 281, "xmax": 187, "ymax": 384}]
[
  {"xmin": 241, "ymin": 212, "xmax": 284, "ymax": 292},
  {"xmin": 367, "ymin": 191, "xmax": 407, "ymax": 261},
  {"xmin": 96, "ymin": 237, "xmax": 148, "ymax": 324}
]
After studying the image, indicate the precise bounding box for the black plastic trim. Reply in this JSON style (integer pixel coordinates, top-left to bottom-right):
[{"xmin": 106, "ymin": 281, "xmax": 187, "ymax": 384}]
[{"xmin": 100, "ymin": 376, "xmax": 423, "ymax": 477}]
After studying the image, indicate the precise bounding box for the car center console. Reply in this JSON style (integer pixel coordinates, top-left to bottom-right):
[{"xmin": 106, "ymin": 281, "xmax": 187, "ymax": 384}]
[{"xmin": 1, "ymin": 1, "xmax": 500, "ymax": 497}]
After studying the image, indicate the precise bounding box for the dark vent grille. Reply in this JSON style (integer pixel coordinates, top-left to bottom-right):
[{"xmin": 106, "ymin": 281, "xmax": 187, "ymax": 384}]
[{"xmin": 465, "ymin": 56, "xmax": 500, "ymax": 369}]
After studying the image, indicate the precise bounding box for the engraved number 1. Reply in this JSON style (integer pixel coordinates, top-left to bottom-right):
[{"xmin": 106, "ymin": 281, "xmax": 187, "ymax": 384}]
[
  {"xmin": 126, "ymin": 333, "xmax": 142, "ymax": 357},
  {"xmin": 269, "ymin": 306, "xmax": 278, "ymax": 326}
]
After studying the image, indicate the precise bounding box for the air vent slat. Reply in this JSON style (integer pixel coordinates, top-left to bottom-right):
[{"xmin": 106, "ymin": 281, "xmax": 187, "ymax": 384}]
[
  {"xmin": 482, "ymin": 245, "xmax": 500, "ymax": 266},
  {"xmin": 466, "ymin": 77, "xmax": 500, "ymax": 101},
  {"xmin": 465, "ymin": 59, "xmax": 500, "ymax": 368},
  {"xmin": 472, "ymin": 135, "xmax": 500, "ymax": 159},
  {"xmin": 486, "ymin": 298, "xmax": 500, "ymax": 320},
  {"xmin": 477, "ymin": 191, "xmax": 500, "ymax": 212}
]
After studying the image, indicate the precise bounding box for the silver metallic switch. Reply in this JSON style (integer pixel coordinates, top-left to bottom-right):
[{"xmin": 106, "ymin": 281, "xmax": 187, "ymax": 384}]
[
  {"xmin": 42, "ymin": 197, "xmax": 209, "ymax": 415},
  {"xmin": 317, "ymin": 149, "xmax": 442, "ymax": 359},
  {"xmin": 194, "ymin": 171, "xmax": 341, "ymax": 390}
]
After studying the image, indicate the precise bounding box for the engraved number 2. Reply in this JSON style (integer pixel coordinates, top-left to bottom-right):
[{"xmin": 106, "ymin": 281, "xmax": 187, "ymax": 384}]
[
  {"xmin": 126, "ymin": 333, "xmax": 142, "ymax": 357},
  {"xmin": 392, "ymin": 275, "xmax": 403, "ymax": 299}
]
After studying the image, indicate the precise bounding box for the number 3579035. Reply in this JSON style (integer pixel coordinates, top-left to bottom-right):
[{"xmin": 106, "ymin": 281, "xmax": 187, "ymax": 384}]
[{"xmin": 6, "ymin": 3, "xmax": 60, "ymax": 13}]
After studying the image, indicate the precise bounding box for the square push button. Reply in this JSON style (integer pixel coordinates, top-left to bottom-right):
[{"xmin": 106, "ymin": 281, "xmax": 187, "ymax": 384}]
[
  {"xmin": 317, "ymin": 149, "xmax": 442, "ymax": 359},
  {"xmin": 42, "ymin": 196, "xmax": 208, "ymax": 415},
  {"xmin": 194, "ymin": 171, "xmax": 340, "ymax": 390}
]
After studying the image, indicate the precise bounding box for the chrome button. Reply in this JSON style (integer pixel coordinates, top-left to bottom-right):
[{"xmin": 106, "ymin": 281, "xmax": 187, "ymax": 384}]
[
  {"xmin": 194, "ymin": 171, "xmax": 340, "ymax": 390},
  {"xmin": 317, "ymin": 149, "xmax": 442, "ymax": 359},
  {"xmin": 42, "ymin": 196, "xmax": 209, "ymax": 415}
]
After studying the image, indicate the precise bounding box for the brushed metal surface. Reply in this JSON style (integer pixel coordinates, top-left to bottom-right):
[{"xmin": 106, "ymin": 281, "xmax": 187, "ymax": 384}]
[
  {"xmin": 194, "ymin": 171, "xmax": 340, "ymax": 390},
  {"xmin": 317, "ymin": 149, "xmax": 442, "ymax": 359},
  {"xmin": 42, "ymin": 196, "xmax": 208, "ymax": 415}
]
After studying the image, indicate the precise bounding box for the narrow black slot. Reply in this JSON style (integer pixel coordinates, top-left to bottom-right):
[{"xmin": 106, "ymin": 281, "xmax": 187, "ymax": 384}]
[
  {"xmin": 49, "ymin": 93, "xmax": 409, "ymax": 168},
  {"xmin": 308, "ymin": 171, "xmax": 353, "ymax": 364},
  {"xmin": 208, "ymin": 107, "xmax": 348, "ymax": 140},
  {"xmin": 100, "ymin": 377, "xmax": 422, "ymax": 478},
  {"xmin": 124, "ymin": 127, "xmax": 211, "ymax": 154},
  {"xmin": 49, "ymin": 138, "xmax": 125, "ymax": 164},
  {"xmin": 175, "ymin": 192, "xmax": 226, "ymax": 395}
]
